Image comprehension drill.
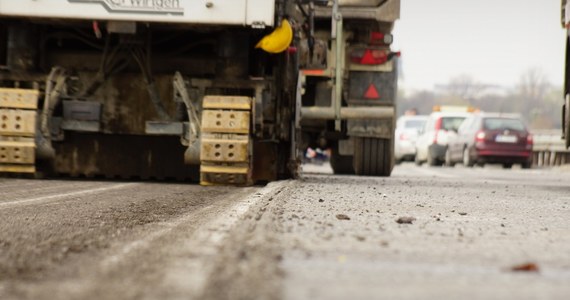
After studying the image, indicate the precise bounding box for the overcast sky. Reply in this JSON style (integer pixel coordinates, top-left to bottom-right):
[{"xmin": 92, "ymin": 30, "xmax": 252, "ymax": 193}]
[{"xmin": 392, "ymin": 0, "xmax": 566, "ymax": 91}]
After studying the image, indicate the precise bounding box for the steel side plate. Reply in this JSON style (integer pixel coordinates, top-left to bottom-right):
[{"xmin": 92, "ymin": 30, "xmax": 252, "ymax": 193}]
[
  {"xmin": 200, "ymin": 136, "xmax": 249, "ymax": 162},
  {"xmin": 0, "ymin": 88, "xmax": 39, "ymax": 109},
  {"xmin": 201, "ymin": 110, "xmax": 250, "ymax": 134},
  {"xmin": 0, "ymin": 109, "xmax": 37, "ymax": 137},
  {"xmin": 203, "ymin": 96, "xmax": 252, "ymax": 110}
]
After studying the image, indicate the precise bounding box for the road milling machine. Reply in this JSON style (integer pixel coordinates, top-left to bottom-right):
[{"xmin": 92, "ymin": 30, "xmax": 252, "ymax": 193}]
[
  {"xmin": 563, "ymin": 0, "xmax": 570, "ymax": 148},
  {"xmin": 0, "ymin": 0, "xmax": 399, "ymax": 184}
]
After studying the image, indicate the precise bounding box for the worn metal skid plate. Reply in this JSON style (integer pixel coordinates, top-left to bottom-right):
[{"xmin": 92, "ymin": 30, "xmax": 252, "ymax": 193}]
[
  {"xmin": 0, "ymin": 109, "xmax": 37, "ymax": 137},
  {"xmin": 0, "ymin": 88, "xmax": 38, "ymax": 174},
  {"xmin": 201, "ymin": 110, "xmax": 250, "ymax": 134},
  {"xmin": 200, "ymin": 164, "xmax": 250, "ymax": 185},
  {"xmin": 0, "ymin": 140, "xmax": 35, "ymax": 164},
  {"xmin": 0, "ymin": 88, "xmax": 39, "ymax": 109},
  {"xmin": 199, "ymin": 95, "xmax": 253, "ymax": 186},
  {"xmin": 203, "ymin": 95, "xmax": 252, "ymax": 110},
  {"xmin": 200, "ymin": 135, "xmax": 248, "ymax": 162},
  {"xmin": 0, "ymin": 164, "xmax": 35, "ymax": 173}
]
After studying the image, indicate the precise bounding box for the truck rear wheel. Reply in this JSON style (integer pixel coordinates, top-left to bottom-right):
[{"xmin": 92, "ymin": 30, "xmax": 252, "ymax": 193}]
[
  {"xmin": 353, "ymin": 137, "xmax": 393, "ymax": 176},
  {"xmin": 330, "ymin": 143, "xmax": 355, "ymax": 175}
]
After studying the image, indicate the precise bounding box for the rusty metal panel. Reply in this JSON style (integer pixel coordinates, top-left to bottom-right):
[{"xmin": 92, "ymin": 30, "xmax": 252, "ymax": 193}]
[
  {"xmin": 201, "ymin": 110, "xmax": 250, "ymax": 134},
  {"xmin": 0, "ymin": 140, "xmax": 35, "ymax": 164},
  {"xmin": 0, "ymin": 88, "xmax": 38, "ymax": 109},
  {"xmin": 145, "ymin": 121, "xmax": 184, "ymax": 135},
  {"xmin": 251, "ymin": 141, "xmax": 278, "ymax": 182},
  {"xmin": 61, "ymin": 120, "xmax": 101, "ymax": 132},
  {"xmin": 0, "ymin": 109, "xmax": 36, "ymax": 137},
  {"xmin": 63, "ymin": 100, "xmax": 101, "ymax": 121},
  {"xmin": 200, "ymin": 135, "xmax": 249, "ymax": 163},
  {"xmin": 347, "ymin": 119, "xmax": 393, "ymax": 139},
  {"xmin": 203, "ymin": 96, "xmax": 252, "ymax": 110}
]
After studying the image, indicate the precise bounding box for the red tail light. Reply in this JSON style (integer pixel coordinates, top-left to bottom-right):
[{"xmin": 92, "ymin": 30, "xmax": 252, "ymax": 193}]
[
  {"xmin": 434, "ymin": 117, "xmax": 442, "ymax": 131},
  {"xmin": 399, "ymin": 133, "xmax": 409, "ymax": 141},
  {"xmin": 363, "ymin": 84, "xmax": 380, "ymax": 99},
  {"xmin": 350, "ymin": 49, "xmax": 388, "ymax": 65},
  {"xmin": 526, "ymin": 134, "xmax": 533, "ymax": 145},
  {"xmin": 475, "ymin": 131, "xmax": 486, "ymax": 142},
  {"xmin": 433, "ymin": 117, "xmax": 442, "ymax": 144},
  {"xmin": 370, "ymin": 32, "xmax": 393, "ymax": 45}
]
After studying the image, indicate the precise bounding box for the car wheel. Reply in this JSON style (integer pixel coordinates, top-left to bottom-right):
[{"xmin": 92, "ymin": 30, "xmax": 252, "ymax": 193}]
[
  {"xmin": 463, "ymin": 147, "xmax": 474, "ymax": 167},
  {"xmin": 521, "ymin": 162, "xmax": 532, "ymax": 169},
  {"xmin": 445, "ymin": 147, "xmax": 455, "ymax": 167},
  {"xmin": 427, "ymin": 153, "xmax": 443, "ymax": 167},
  {"xmin": 414, "ymin": 153, "xmax": 423, "ymax": 166},
  {"xmin": 502, "ymin": 163, "xmax": 513, "ymax": 169},
  {"xmin": 427, "ymin": 152, "xmax": 439, "ymax": 166}
]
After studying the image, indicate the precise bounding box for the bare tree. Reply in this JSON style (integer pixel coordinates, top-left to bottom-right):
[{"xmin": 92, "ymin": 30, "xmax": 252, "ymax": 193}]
[
  {"xmin": 517, "ymin": 67, "xmax": 550, "ymax": 102},
  {"xmin": 435, "ymin": 74, "xmax": 490, "ymax": 102},
  {"xmin": 516, "ymin": 67, "xmax": 551, "ymax": 122}
]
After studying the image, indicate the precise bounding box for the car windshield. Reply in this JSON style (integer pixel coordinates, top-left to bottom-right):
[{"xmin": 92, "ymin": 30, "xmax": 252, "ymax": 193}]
[
  {"xmin": 404, "ymin": 119, "xmax": 426, "ymax": 129},
  {"xmin": 483, "ymin": 118, "xmax": 525, "ymax": 131},
  {"xmin": 441, "ymin": 117, "xmax": 466, "ymax": 131}
]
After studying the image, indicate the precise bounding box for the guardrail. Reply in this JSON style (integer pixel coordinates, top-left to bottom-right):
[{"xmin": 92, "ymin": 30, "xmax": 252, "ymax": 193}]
[{"xmin": 531, "ymin": 130, "xmax": 570, "ymax": 167}]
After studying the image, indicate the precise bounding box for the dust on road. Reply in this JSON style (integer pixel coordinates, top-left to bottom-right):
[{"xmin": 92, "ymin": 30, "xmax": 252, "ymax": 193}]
[{"xmin": 1, "ymin": 165, "xmax": 570, "ymax": 300}]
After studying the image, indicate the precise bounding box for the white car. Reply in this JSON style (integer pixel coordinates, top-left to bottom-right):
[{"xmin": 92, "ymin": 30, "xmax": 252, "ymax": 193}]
[
  {"xmin": 415, "ymin": 111, "xmax": 471, "ymax": 166},
  {"xmin": 394, "ymin": 115, "xmax": 428, "ymax": 163}
]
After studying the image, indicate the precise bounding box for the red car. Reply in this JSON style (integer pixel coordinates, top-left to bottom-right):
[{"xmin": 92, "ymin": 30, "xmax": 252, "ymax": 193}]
[{"xmin": 445, "ymin": 113, "xmax": 533, "ymax": 169}]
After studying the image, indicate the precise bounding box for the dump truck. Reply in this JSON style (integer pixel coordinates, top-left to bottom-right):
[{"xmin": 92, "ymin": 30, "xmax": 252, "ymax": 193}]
[{"xmin": 0, "ymin": 0, "xmax": 400, "ymax": 184}]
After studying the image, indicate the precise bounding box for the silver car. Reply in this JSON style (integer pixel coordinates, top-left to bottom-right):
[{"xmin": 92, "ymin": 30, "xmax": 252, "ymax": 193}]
[
  {"xmin": 394, "ymin": 115, "xmax": 428, "ymax": 163},
  {"xmin": 415, "ymin": 111, "xmax": 471, "ymax": 166}
]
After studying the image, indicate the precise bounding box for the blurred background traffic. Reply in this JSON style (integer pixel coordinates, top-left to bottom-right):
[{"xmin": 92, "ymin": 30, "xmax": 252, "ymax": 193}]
[{"xmin": 305, "ymin": 0, "xmax": 567, "ymax": 170}]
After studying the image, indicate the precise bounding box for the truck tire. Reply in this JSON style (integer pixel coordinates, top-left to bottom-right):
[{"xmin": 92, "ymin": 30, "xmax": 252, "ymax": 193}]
[
  {"xmin": 414, "ymin": 153, "xmax": 423, "ymax": 166},
  {"xmin": 330, "ymin": 152, "xmax": 355, "ymax": 174},
  {"xmin": 329, "ymin": 141, "xmax": 355, "ymax": 174},
  {"xmin": 353, "ymin": 137, "xmax": 393, "ymax": 176}
]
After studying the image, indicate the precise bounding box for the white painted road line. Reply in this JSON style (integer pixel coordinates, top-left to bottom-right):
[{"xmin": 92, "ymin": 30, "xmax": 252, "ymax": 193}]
[
  {"xmin": 404, "ymin": 167, "xmax": 459, "ymax": 179},
  {"xmin": 101, "ymin": 180, "xmax": 292, "ymax": 269},
  {"xmin": 89, "ymin": 180, "xmax": 292, "ymax": 299},
  {"xmin": 0, "ymin": 183, "xmax": 138, "ymax": 209}
]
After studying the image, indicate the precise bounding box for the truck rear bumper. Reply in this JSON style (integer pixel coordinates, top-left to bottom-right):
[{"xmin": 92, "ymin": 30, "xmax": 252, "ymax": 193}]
[
  {"xmin": 300, "ymin": 106, "xmax": 394, "ymax": 120},
  {"xmin": 314, "ymin": 0, "xmax": 399, "ymax": 22}
]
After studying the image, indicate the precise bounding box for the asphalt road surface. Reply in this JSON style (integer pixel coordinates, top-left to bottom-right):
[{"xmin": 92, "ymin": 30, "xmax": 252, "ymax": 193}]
[{"xmin": 1, "ymin": 164, "xmax": 569, "ymax": 300}]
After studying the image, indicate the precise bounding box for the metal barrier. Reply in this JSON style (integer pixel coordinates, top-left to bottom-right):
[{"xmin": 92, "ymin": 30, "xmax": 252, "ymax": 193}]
[{"xmin": 531, "ymin": 130, "xmax": 570, "ymax": 167}]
